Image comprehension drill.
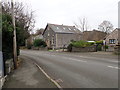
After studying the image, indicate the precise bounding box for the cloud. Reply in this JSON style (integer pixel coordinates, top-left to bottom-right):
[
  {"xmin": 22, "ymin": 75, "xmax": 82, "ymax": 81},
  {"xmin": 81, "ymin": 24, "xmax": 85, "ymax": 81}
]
[{"xmin": 17, "ymin": 0, "xmax": 119, "ymax": 30}]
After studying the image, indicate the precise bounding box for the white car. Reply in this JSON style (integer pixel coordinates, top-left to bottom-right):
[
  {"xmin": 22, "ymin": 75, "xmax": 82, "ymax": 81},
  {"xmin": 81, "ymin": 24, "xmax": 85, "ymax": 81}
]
[{"xmin": 87, "ymin": 41, "xmax": 95, "ymax": 43}]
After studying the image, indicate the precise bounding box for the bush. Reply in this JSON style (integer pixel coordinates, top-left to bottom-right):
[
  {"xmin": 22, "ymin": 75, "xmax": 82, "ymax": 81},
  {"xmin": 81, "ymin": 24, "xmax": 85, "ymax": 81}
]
[
  {"xmin": 71, "ymin": 40, "xmax": 94, "ymax": 48},
  {"xmin": 67, "ymin": 40, "xmax": 95, "ymax": 51},
  {"xmin": 96, "ymin": 40, "xmax": 103, "ymax": 45},
  {"xmin": 97, "ymin": 44, "xmax": 102, "ymax": 51},
  {"xmin": 33, "ymin": 39, "xmax": 47, "ymax": 47},
  {"xmin": 103, "ymin": 45, "xmax": 108, "ymax": 49},
  {"xmin": 2, "ymin": 13, "xmax": 30, "ymax": 61},
  {"xmin": 70, "ymin": 39, "xmax": 76, "ymax": 42},
  {"xmin": 27, "ymin": 44, "xmax": 32, "ymax": 49},
  {"xmin": 67, "ymin": 44, "xmax": 73, "ymax": 52}
]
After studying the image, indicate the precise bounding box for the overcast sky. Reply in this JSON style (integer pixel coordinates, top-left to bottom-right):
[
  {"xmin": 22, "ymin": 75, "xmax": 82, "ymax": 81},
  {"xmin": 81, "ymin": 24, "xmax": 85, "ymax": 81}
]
[{"xmin": 14, "ymin": 0, "xmax": 119, "ymax": 31}]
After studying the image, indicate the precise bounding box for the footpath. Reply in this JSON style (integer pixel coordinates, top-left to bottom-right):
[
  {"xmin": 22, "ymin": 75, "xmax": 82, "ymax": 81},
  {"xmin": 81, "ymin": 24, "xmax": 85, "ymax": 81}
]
[{"xmin": 2, "ymin": 56, "xmax": 57, "ymax": 89}]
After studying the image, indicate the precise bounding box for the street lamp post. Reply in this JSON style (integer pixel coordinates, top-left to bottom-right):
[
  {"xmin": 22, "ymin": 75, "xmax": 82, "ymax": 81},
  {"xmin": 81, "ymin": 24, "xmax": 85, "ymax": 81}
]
[{"xmin": 11, "ymin": 0, "xmax": 17, "ymax": 69}]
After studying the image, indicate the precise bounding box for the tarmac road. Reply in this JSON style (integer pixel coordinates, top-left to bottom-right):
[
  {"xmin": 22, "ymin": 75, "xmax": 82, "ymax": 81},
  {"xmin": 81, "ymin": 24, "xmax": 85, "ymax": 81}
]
[{"xmin": 20, "ymin": 50, "xmax": 118, "ymax": 88}]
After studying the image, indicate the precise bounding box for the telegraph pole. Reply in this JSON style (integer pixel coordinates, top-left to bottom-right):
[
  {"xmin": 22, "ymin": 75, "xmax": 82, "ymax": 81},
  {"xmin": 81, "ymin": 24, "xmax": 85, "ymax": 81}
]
[
  {"xmin": 118, "ymin": 2, "xmax": 120, "ymax": 47},
  {"xmin": 11, "ymin": 0, "xmax": 17, "ymax": 69}
]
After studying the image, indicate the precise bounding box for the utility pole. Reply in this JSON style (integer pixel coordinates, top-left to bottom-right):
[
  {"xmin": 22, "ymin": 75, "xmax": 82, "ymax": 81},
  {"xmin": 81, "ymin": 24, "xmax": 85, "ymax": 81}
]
[
  {"xmin": 11, "ymin": 0, "xmax": 17, "ymax": 69},
  {"xmin": 118, "ymin": 1, "xmax": 120, "ymax": 28}
]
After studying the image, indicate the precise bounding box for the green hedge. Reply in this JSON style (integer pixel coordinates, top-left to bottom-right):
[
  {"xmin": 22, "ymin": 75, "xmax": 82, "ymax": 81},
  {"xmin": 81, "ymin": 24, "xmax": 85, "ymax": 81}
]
[
  {"xmin": 67, "ymin": 40, "xmax": 95, "ymax": 52},
  {"xmin": 2, "ymin": 13, "xmax": 29, "ymax": 61},
  {"xmin": 33, "ymin": 39, "xmax": 47, "ymax": 47},
  {"xmin": 70, "ymin": 40, "xmax": 94, "ymax": 48},
  {"xmin": 95, "ymin": 40, "xmax": 103, "ymax": 45},
  {"xmin": 103, "ymin": 45, "xmax": 108, "ymax": 49}
]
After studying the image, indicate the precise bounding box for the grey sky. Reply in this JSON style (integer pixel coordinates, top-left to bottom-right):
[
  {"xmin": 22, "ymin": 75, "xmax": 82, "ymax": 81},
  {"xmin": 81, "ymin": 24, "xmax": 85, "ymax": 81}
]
[{"xmin": 17, "ymin": 0, "xmax": 119, "ymax": 31}]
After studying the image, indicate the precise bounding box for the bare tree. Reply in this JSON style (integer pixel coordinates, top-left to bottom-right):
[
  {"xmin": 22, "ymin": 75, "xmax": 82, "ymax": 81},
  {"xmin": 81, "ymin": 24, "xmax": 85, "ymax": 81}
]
[
  {"xmin": 98, "ymin": 20, "xmax": 113, "ymax": 33},
  {"xmin": 73, "ymin": 17, "xmax": 89, "ymax": 32}
]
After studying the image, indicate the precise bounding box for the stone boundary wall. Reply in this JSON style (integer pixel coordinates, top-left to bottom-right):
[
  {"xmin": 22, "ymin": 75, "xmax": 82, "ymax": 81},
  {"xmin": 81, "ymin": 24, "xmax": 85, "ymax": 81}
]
[
  {"xmin": 0, "ymin": 76, "xmax": 7, "ymax": 90},
  {"xmin": 32, "ymin": 47, "xmax": 48, "ymax": 51},
  {"xmin": 72, "ymin": 46, "xmax": 96, "ymax": 52},
  {"xmin": 114, "ymin": 46, "xmax": 120, "ymax": 54}
]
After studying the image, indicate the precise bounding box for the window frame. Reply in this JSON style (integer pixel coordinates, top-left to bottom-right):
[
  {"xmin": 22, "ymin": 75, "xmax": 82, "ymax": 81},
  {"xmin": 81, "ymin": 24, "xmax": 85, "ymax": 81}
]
[{"xmin": 109, "ymin": 39, "xmax": 116, "ymax": 44}]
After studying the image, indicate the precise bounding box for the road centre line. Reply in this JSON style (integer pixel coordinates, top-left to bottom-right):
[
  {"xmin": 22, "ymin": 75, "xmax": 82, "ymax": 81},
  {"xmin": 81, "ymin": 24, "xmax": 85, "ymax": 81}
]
[
  {"xmin": 46, "ymin": 54, "xmax": 87, "ymax": 63},
  {"xmin": 107, "ymin": 66, "xmax": 120, "ymax": 69},
  {"xmin": 66, "ymin": 57, "xmax": 87, "ymax": 62},
  {"xmin": 43, "ymin": 53, "xmax": 118, "ymax": 64},
  {"xmin": 75, "ymin": 55, "xmax": 118, "ymax": 63},
  {"xmin": 49, "ymin": 53, "xmax": 118, "ymax": 64}
]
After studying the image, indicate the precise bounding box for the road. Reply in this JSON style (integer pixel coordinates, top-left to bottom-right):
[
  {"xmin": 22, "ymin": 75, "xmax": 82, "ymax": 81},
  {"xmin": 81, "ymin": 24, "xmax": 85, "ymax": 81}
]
[{"xmin": 20, "ymin": 50, "xmax": 118, "ymax": 88}]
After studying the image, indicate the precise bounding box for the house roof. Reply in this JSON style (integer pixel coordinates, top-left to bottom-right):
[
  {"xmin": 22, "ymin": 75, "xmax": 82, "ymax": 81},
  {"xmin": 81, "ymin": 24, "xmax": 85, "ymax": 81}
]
[
  {"xmin": 43, "ymin": 23, "xmax": 81, "ymax": 34},
  {"xmin": 82, "ymin": 30, "xmax": 107, "ymax": 41},
  {"xmin": 104, "ymin": 28, "xmax": 120, "ymax": 40}
]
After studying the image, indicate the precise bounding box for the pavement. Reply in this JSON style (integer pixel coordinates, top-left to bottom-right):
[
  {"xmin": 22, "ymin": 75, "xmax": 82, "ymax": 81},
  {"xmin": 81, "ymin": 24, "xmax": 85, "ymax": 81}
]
[
  {"xmin": 2, "ymin": 56, "xmax": 57, "ymax": 88},
  {"xmin": 19, "ymin": 50, "xmax": 118, "ymax": 88}
]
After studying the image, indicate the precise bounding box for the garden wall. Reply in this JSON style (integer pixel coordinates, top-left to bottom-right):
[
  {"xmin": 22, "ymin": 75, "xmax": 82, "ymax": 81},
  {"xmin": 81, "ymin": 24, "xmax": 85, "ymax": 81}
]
[
  {"xmin": 71, "ymin": 46, "xmax": 96, "ymax": 52},
  {"xmin": 32, "ymin": 47, "xmax": 48, "ymax": 51},
  {"xmin": 114, "ymin": 46, "xmax": 120, "ymax": 54}
]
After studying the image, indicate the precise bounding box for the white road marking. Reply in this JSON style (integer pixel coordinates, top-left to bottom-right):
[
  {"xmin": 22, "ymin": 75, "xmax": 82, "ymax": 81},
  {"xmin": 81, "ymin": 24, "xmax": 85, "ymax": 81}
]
[
  {"xmin": 49, "ymin": 53, "xmax": 118, "ymax": 64},
  {"xmin": 76, "ymin": 55, "xmax": 118, "ymax": 63},
  {"xmin": 107, "ymin": 66, "xmax": 120, "ymax": 69},
  {"xmin": 47, "ymin": 54, "xmax": 87, "ymax": 63},
  {"xmin": 34, "ymin": 63, "xmax": 63, "ymax": 90},
  {"xmin": 67, "ymin": 58, "xmax": 87, "ymax": 63}
]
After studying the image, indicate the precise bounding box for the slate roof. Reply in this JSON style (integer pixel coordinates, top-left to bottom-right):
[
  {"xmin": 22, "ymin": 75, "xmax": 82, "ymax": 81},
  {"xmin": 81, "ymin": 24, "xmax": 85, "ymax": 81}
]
[{"xmin": 44, "ymin": 23, "xmax": 81, "ymax": 34}]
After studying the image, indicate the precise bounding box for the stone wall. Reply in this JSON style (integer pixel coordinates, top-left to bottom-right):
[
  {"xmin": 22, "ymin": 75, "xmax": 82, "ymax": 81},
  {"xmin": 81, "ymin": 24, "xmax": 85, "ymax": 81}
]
[
  {"xmin": 0, "ymin": 59, "xmax": 14, "ymax": 89},
  {"xmin": 5, "ymin": 59, "xmax": 14, "ymax": 74},
  {"xmin": 71, "ymin": 46, "xmax": 96, "ymax": 52},
  {"xmin": 0, "ymin": 76, "xmax": 6, "ymax": 89},
  {"xmin": 32, "ymin": 47, "xmax": 48, "ymax": 51},
  {"xmin": 114, "ymin": 45, "xmax": 120, "ymax": 54},
  {"xmin": 56, "ymin": 33, "xmax": 81, "ymax": 48}
]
